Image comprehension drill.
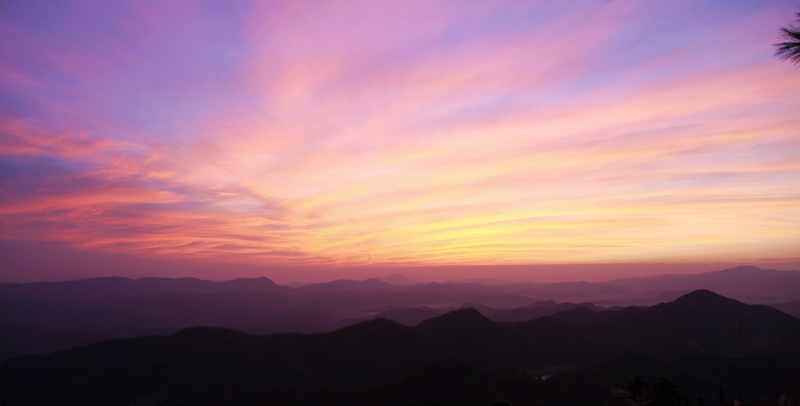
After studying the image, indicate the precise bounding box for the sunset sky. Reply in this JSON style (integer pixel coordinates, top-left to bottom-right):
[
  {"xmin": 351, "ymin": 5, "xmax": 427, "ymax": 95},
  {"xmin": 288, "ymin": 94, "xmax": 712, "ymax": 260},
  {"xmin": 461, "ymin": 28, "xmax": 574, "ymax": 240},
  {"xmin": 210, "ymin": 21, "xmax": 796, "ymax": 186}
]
[{"xmin": 1, "ymin": 1, "xmax": 799, "ymax": 283}]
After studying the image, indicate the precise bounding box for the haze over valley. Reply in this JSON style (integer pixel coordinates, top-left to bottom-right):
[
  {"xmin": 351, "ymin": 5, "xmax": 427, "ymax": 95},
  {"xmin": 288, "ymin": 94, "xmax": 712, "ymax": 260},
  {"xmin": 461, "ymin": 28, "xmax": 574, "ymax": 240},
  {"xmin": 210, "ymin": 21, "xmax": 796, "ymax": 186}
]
[
  {"xmin": 2, "ymin": 270, "xmax": 800, "ymax": 405},
  {"xmin": 2, "ymin": 265, "xmax": 798, "ymax": 363}
]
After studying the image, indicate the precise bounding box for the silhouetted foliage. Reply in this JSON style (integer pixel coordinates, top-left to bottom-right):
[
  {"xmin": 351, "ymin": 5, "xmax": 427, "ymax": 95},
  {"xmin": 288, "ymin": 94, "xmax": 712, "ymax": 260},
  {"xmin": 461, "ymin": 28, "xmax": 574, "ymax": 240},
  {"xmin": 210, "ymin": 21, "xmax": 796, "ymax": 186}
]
[
  {"xmin": 652, "ymin": 378, "xmax": 682, "ymax": 406},
  {"xmin": 628, "ymin": 372, "xmax": 650, "ymax": 397},
  {"xmin": 775, "ymin": 12, "xmax": 800, "ymax": 64},
  {"xmin": 619, "ymin": 372, "xmax": 652, "ymax": 406}
]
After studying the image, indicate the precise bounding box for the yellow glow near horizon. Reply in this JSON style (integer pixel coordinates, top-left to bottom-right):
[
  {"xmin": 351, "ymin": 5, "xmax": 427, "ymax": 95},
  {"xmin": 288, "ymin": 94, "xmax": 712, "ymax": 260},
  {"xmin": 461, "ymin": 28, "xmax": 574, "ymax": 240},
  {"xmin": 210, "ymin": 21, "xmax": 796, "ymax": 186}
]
[{"xmin": 1, "ymin": 1, "xmax": 799, "ymax": 281}]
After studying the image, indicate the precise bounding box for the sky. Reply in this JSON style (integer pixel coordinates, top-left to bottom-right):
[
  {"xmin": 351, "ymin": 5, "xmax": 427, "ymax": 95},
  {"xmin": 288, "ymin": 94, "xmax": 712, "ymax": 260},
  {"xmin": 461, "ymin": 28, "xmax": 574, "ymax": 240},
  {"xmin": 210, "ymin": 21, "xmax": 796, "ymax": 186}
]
[{"xmin": 1, "ymin": 0, "xmax": 799, "ymax": 283}]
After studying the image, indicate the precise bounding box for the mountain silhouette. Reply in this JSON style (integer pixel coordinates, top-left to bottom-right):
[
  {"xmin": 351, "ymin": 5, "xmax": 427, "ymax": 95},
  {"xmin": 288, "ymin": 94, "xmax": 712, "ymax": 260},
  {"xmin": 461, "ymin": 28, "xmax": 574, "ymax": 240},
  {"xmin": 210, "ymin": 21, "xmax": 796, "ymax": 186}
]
[
  {"xmin": 619, "ymin": 289, "xmax": 800, "ymax": 356},
  {"xmin": 547, "ymin": 305, "xmax": 617, "ymax": 326},
  {"xmin": 294, "ymin": 278, "xmax": 397, "ymax": 292},
  {"xmin": 771, "ymin": 300, "xmax": 800, "ymax": 318},
  {"xmin": 490, "ymin": 300, "xmax": 605, "ymax": 322},
  {"xmin": 607, "ymin": 266, "xmax": 800, "ymax": 302},
  {"xmin": 0, "ymin": 276, "xmax": 290, "ymax": 302},
  {"xmin": 3, "ymin": 270, "xmax": 799, "ymax": 364},
  {"xmin": 1, "ymin": 290, "xmax": 798, "ymax": 405},
  {"xmin": 417, "ymin": 308, "xmax": 499, "ymax": 339},
  {"xmin": 375, "ymin": 306, "xmax": 443, "ymax": 326},
  {"xmin": 662, "ymin": 288, "xmax": 744, "ymax": 309},
  {"xmin": 376, "ymin": 273, "xmax": 420, "ymax": 285}
]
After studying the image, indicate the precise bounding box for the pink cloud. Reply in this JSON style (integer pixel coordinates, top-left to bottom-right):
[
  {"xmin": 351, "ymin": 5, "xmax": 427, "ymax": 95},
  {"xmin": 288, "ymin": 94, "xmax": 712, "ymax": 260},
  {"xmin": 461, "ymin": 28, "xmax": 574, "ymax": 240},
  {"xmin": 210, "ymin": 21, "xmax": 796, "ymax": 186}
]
[{"xmin": 1, "ymin": 1, "xmax": 799, "ymax": 281}]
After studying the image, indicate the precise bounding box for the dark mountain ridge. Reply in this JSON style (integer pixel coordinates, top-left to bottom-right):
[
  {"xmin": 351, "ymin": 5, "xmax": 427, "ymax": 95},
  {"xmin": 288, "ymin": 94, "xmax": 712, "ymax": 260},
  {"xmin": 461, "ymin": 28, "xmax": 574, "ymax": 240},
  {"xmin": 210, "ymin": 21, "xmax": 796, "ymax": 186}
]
[
  {"xmin": 607, "ymin": 265, "xmax": 800, "ymax": 302},
  {"xmin": 4, "ymin": 269, "xmax": 800, "ymax": 364},
  {"xmin": 294, "ymin": 278, "xmax": 398, "ymax": 293},
  {"xmin": 417, "ymin": 308, "xmax": 498, "ymax": 335},
  {"xmin": 0, "ymin": 276, "xmax": 290, "ymax": 302},
  {"xmin": 490, "ymin": 300, "xmax": 606, "ymax": 322},
  {"xmin": 2, "ymin": 290, "xmax": 798, "ymax": 405}
]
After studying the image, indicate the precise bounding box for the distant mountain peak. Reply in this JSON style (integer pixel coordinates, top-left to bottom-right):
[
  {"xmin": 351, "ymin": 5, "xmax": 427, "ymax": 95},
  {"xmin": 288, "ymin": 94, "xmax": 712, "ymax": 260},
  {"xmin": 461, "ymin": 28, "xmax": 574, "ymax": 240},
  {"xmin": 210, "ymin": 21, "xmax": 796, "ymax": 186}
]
[
  {"xmin": 458, "ymin": 302, "xmax": 493, "ymax": 314},
  {"xmin": 716, "ymin": 265, "xmax": 799, "ymax": 277},
  {"xmin": 439, "ymin": 307, "xmax": 486, "ymax": 319},
  {"xmin": 221, "ymin": 276, "xmax": 279, "ymax": 285},
  {"xmin": 669, "ymin": 289, "xmax": 742, "ymax": 308},
  {"xmin": 416, "ymin": 308, "xmax": 498, "ymax": 337},
  {"xmin": 605, "ymin": 265, "xmax": 800, "ymax": 302},
  {"xmin": 719, "ymin": 265, "xmax": 764, "ymax": 274},
  {"xmin": 334, "ymin": 317, "xmax": 409, "ymax": 336},
  {"xmin": 521, "ymin": 300, "xmax": 557, "ymax": 309},
  {"xmin": 295, "ymin": 278, "xmax": 395, "ymax": 292},
  {"xmin": 376, "ymin": 273, "xmax": 420, "ymax": 285}
]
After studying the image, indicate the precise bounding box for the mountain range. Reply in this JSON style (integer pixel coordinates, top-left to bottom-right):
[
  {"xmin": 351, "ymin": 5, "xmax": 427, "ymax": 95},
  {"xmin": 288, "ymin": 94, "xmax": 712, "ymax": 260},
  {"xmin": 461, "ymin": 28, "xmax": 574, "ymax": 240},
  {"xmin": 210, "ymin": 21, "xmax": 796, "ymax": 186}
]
[
  {"xmin": 1, "ymin": 289, "xmax": 798, "ymax": 405},
  {"xmin": 1, "ymin": 266, "xmax": 798, "ymax": 363}
]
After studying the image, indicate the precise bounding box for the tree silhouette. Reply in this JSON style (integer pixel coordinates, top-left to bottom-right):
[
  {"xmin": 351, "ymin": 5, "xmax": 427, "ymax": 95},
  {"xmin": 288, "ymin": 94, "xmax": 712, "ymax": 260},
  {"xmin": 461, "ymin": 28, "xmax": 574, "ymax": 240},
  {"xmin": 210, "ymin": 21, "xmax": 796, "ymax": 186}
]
[
  {"xmin": 651, "ymin": 378, "xmax": 681, "ymax": 406},
  {"xmin": 775, "ymin": 12, "xmax": 800, "ymax": 64},
  {"xmin": 618, "ymin": 372, "xmax": 652, "ymax": 406}
]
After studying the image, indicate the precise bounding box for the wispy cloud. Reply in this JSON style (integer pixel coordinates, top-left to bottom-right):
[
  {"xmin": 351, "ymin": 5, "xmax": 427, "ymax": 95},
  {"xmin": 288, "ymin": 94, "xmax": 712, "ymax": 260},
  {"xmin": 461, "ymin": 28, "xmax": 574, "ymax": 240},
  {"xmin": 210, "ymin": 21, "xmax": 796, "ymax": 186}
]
[{"xmin": 1, "ymin": 0, "xmax": 798, "ymax": 279}]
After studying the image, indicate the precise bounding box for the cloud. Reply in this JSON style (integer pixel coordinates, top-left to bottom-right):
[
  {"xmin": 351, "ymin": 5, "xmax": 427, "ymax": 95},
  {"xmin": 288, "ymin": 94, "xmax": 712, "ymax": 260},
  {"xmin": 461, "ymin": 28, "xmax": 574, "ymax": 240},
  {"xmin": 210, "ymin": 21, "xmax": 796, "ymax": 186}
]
[{"xmin": 1, "ymin": 0, "xmax": 799, "ymax": 280}]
